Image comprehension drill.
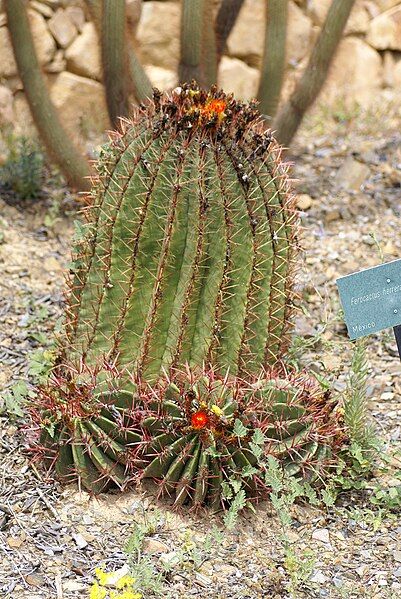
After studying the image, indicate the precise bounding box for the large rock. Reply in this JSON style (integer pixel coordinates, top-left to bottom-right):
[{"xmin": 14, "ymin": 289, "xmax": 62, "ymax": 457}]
[
  {"xmin": 367, "ymin": 6, "xmax": 401, "ymax": 51},
  {"xmin": 307, "ymin": 0, "xmax": 370, "ymax": 33},
  {"xmin": 218, "ymin": 57, "xmax": 259, "ymax": 101},
  {"xmin": 226, "ymin": 0, "xmax": 264, "ymax": 63},
  {"xmin": 383, "ymin": 50, "xmax": 395, "ymax": 87},
  {"xmin": 65, "ymin": 22, "xmax": 101, "ymax": 80},
  {"xmin": 287, "ymin": 1, "xmax": 312, "ymax": 65},
  {"xmin": 227, "ymin": 0, "xmax": 312, "ymax": 66},
  {"xmin": 394, "ymin": 56, "xmax": 401, "ymax": 88},
  {"xmin": 144, "ymin": 65, "xmax": 177, "ymax": 91},
  {"xmin": 49, "ymin": 72, "xmax": 109, "ymax": 140},
  {"xmin": 375, "ymin": 0, "xmax": 400, "ymax": 11},
  {"xmin": 0, "ymin": 85, "xmax": 14, "ymax": 125},
  {"xmin": 45, "ymin": 49, "xmax": 66, "ymax": 73},
  {"xmin": 0, "ymin": 11, "xmax": 56, "ymax": 78},
  {"xmin": 0, "ymin": 27, "xmax": 16, "ymax": 78},
  {"xmin": 31, "ymin": 0, "xmax": 54, "ymax": 18},
  {"xmin": 321, "ymin": 37, "xmax": 382, "ymax": 105},
  {"xmin": 13, "ymin": 92, "xmax": 35, "ymax": 135},
  {"xmin": 126, "ymin": 0, "xmax": 142, "ymax": 28},
  {"xmin": 136, "ymin": 2, "xmax": 180, "ymax": 69},
  {"xmin": 48, "ymin": 8, "xmax": 78, "ymax": 48},
  {"xmin": 29, "ymin": 9, "xmax": 57, "ymax": 62},
  {"xmin": 65, "ymin": 6, "xmax": 85, "ymax": 31}
]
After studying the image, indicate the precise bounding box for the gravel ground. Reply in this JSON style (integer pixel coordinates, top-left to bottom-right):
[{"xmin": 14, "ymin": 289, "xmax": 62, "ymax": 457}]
[{"xmin": 0, "ymin": 95, "xmax": 400, "ymax": 599}]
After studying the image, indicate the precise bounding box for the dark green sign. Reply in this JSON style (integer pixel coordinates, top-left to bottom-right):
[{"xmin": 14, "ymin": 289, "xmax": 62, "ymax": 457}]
[{"xmin": 336, "ymin": 258, "xmax": 401, "ymax": 340}]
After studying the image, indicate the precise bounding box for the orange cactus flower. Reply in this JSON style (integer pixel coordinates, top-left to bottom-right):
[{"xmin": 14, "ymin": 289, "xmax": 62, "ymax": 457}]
[
  {"xmin": 191, "ymin": 410, "xmax": 209, "ymax": 429},
  {"xmin": 205, "ymin": 99, "xmax": 226, "ymax": 115}
]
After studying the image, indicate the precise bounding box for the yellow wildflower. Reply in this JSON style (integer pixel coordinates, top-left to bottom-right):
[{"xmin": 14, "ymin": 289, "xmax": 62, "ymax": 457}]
[
  {"xmin": 95, "ymin": 568, "xmax": 115, "ymax": 586},
  {"xmin": 211, "ymin": 404, "xmax": 223, "ymax": 417},
  {"xmin": 89, "ymin": 581, "xmax": 107, "ymax": 599},
  {"xmin": 115, "ymin": 575, "xmax": 137, "ymax": 590}
]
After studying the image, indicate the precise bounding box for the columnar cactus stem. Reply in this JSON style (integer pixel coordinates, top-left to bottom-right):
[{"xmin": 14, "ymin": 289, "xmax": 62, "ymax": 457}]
[
  {"xmin": 179, "ymin": 0, "xmax": 217, "ymax": 88},
  {"xmin": 273, "ymin": 0, "xmax": 356, "ymax": 146},
  {"xmin": 257, "ymin": 0, "xmax": 288, "ymax": 119},
  {"xmin": 102, "ymin": 0, "xmax": 130, "ymax": 126},
  {"xmin": 5, "ymin": 0, "xmax": 91, "ymax": 190},
  {"xmin": 215, "ymin": 0, "xmax": 244, "ymax": 63},
  {"xmin": 85, "ymin": 0, "xmax": 152, "ymax": 105}
]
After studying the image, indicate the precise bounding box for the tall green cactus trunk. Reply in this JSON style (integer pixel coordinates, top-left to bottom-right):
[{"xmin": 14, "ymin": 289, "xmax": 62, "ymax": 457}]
[
  {"xmin": 273, "ymin": 0, "xmax": 356, "ymax": 146},
  {"xmin": 102, "ymin": 0, "xmax": 130, "ymax": 127},
  {"xmin": 215, "ymin": 0, "xmax": 244, "ymax": 63},
  {"xmin": 5, "ymin": 0, "xmax": 91, "ymax": 191},
  {"xmin": 179, "ymin": 0, "xmax": 217, "ymax": 88},
  {"xmin": 257, "ymin": 0, "xmax": 288, "ymax": 119},
  {"xmin": 65, "ymin": 85, "xmax": 297, "ymax": 382},
  {"xmin": 85, "ymin": 0, "xmax": 152, "ymax": 105}
]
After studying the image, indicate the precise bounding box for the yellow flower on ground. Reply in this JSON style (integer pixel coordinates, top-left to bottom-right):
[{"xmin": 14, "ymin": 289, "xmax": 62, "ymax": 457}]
[
  {"xmin": 95, "ymin": 568, "xmax": 115, "ymax": 586},
  {"xmin": 115, "ymin": 575, "xmax": 137, "ymax": 589},
  {"xmin": 211, "ymin": 404, "xmax": 223, "ymax": 417},
  {"xmin": 89, "ymin": 581, "xmax": 107, "ymax": 599}
]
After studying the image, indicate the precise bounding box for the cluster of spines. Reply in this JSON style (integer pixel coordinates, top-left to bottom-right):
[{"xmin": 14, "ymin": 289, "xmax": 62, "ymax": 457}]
[
  {"xmin": 33, "ymin": 364, "xmax": 344, "ymax": 510},
  {"xmin": 32, "ymin": 362, "xmax": 143, "ymax": 494},
  {"xmin": 138, "ymin": 368, "xmax": 344, "ymax": 508},
  {"xmin": 63, "ymin": 84, "xmax": 298, "ymax": 384}
]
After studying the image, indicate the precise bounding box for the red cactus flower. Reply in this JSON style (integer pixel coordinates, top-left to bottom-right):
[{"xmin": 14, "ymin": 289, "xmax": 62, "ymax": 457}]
[
  {"xmin": 206, "ymin": 99, "xmax": 226, "ymax": 114},
  {"xmin": 191, "ymin": 410, "xmax": 209, "ymax": 429}
]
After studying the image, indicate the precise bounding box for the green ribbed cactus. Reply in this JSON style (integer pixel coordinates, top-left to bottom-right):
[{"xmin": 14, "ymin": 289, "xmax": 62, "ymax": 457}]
[
  {"xmin": 65, "ymin": 85, "xmax": 297, "ymax": 382},
  {"xmin": 33, "ymin": 86, "xmax": 347, "ymax": 510},
  {"xmin": 140, "ymin": 369, "xmax": 342, "ymax": 509},
  {"xmin": 35, "ymin": 365, "xmax": 344, "ymax": 506}
]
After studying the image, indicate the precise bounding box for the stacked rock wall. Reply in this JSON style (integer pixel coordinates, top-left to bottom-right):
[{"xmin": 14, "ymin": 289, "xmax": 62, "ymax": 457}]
[{"xmin": 0, "ymin": 0, "xmax": 400, "ymax": 141}]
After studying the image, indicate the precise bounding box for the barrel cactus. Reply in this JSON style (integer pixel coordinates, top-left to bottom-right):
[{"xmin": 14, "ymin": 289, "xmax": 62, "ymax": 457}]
[
  {"xmin": 34, "ymin": 85, "xmax": 346, "ymax": 511},
  {"xmin": 65, "ymin": 83, "xmax": 297, "ymax": 381}
]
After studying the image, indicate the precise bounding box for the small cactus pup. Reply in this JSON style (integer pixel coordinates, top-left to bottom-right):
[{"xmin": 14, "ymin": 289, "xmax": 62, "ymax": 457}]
[
  {"xmin": 139, "ymin": 366, "xmax": 345, "ymax": 510},
  {"xmin": 32, "ymin": 362, "xmax": 144, "ymax": 494},
  {"xmin": 33, "ymin": 361, "xmax": 344, "ymax": 504},
  {"xmin": 66, "ymin": 83, "xmax": 298, "ymax": 382}
]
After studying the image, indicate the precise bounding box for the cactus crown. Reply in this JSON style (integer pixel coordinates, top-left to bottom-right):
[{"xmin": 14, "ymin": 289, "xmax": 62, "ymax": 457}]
[{"xmin": 65, "ymin": 83, "xmax": 298, "ymax": 383}]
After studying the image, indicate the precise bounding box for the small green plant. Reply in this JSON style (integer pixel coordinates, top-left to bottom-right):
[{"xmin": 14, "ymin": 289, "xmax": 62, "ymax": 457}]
[
  {"xmin": 370, "ymin": 485, "xmax": 401, "ymax": 513},
  {"xmin": 124, "ymin": 511, "xmax": 168, "ymax": 597},
  {"xmin": 283, "ymin": 546, "xmax": 316, "ymax": 594},
  {"xmin": 1, "ymin": 136, "xmax": 44, "ymax": 199},
  {"xmin": 0, "ymin": 380, "xmax": 33, "ymax": 418},
  {"xmin": 343, "ymin": 339, "xmax": 378, "ymax": 463},
  {"xmin": 43, "ymin": 197, "xmax": 62, "ymax": 230},
  {"xmin": 161, "ymin": 527, "xmax": 224, "ymax": 574}
]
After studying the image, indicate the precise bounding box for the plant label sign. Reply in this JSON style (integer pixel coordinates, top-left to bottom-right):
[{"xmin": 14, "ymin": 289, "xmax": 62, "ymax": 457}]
[{"xmin": 336, "ymin": 258, "xmax": 401, "ymax": 350}]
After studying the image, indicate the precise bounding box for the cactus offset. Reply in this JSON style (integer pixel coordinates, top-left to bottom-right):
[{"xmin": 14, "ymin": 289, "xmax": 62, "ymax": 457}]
[
  {"xmin": 65, "ymin": 84, "xmax": 298, "ymax": 381},
  {"xmin": 33, "ymin": 363, "xmax": 143, "ymax": 493},
  {"xmin": 139, "ymin": 367, "xmax": 344, "ymax": 508},
  {"xmin": 33, "ymin": 364, "xmax": 344, "ymax": 503}
]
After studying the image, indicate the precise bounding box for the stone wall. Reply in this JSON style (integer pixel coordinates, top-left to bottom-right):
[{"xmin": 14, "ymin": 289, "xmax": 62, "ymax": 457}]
[{"xmin": 0, "ymin": 0, "xmax": 401, "ymax": 142}]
